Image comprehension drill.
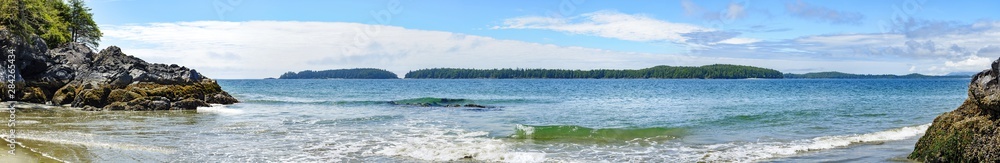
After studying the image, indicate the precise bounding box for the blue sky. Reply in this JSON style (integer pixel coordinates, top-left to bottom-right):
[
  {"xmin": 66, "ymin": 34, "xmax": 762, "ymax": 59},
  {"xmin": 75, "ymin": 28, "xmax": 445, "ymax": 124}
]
[{"xmin": 87, "ymin": 0, "xmax": 1000, "ymax": 78}]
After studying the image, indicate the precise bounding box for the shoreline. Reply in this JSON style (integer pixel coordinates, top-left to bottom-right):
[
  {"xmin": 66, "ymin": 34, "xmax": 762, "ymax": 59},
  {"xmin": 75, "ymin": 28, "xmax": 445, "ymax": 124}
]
[
  {"xmin": 0, "ymin": 102, "xmax": 73, "ymax": 162},
  {"xmin": 0, "ymin": 138, "xmax": 65, "ymax": 163}
]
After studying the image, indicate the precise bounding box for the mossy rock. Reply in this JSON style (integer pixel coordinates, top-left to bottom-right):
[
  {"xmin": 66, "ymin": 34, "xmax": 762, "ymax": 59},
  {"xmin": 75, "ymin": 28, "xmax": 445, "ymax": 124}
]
[
  {"xmin": 51, "ymin": 85, "xmax": 78, "ymax": 105},
  {"xmin": 206, "ymin": 92, "xmax": 238, "ymax": 104},
  {"xmin": 20, "ymin": 87, "xmax": 48, "ymax": 103},
  {"xmin": 910, "ymin": 100, "xmax": 1000, "ymax": 162},
  {"xmin": 126, "ymin": 96, "xmax": 171, "ymax": 111},
  {"xmin": 124, "ymin": 81, "xmax": 224, "ymax": 101},
  {"xmin": 72, "ymin": 88, "xmax": 108, "ymax": 108},
  {"xmin": 172, "ymin": 98, "xmax": 209, "ymax": 110},
  {"xmin": 107, "ymin": 89, "xmax": 142, "ymax": 103}
]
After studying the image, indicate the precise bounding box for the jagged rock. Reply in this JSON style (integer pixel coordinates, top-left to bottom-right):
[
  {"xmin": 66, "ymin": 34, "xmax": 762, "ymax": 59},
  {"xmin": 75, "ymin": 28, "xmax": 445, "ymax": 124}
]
[
  {"xmin": 0, "ymin": 30, "xmax": 238, "ymax": 110},
  {"xmin": 911, "ymin": 57, "xmax": 1000, "ymax": 162}
]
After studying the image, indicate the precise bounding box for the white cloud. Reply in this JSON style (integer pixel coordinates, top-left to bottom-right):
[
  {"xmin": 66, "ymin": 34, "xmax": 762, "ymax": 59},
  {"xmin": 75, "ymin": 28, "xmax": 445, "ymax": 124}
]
[
  {"xmin": 103, "ymin": 21, "xmax": 698, "ymax": 79},
  {"xmin": 717, "ymin": 37, "xmax": 760, "ymax": 45},
  {"xmin": 495, "ymin": 10, "xmax": 712, "ymax": 43},
  {"xmin": 694, "ymin": 20, "xmax": 1000, "ymax": 75},
  {"xmin": 101, "ymin": 21, "xmax": 918, "ymax": 79}
]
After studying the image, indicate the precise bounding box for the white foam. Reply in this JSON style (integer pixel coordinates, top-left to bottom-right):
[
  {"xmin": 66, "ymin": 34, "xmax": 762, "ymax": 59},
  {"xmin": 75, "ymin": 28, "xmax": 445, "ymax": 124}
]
[
  {"xmin": 197, "ymin": 104, "xmax": 244, "ymax": 115},
  {"xmin": 375, "ymin": 122, "xmax": 547, "ymax": 162},
  {"xmin": 535, "ymin": 123, "xmax": 933, "ymax": 162},
  {"xmin": 700, "ymin": 123, "xmax": 931, "ymax": 162},
  {"xmin": 514, "ymin": 124, "xmax": 535, "ymax": 138},
  {"xmin": 2, "ymin": 132, "xmax": 176, "ymax": 154}
]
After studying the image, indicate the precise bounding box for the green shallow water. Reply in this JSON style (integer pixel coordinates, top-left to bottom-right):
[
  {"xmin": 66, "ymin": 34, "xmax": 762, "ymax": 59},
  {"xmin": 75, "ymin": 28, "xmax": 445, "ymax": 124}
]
[{"xmin": 0, "ymin": 79, "xmax": 970, "ymax": 162}]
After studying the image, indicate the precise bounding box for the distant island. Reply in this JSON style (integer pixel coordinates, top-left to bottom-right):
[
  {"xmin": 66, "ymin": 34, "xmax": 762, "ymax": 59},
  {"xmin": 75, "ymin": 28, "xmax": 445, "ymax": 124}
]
[
  {"xmin": 279, "ymin": 68, "xmax": 398, "ymax": 79},
  {"xmin": 277, "ymin": 65, "xmax": 973, "ymax": 80},
  {"xmin": 404, "ymin": 64, "xmax": 783, "ymax": 79},
  {"xmin": 783, "ymin": 71, "xmax": 969, "ymax": 79}
]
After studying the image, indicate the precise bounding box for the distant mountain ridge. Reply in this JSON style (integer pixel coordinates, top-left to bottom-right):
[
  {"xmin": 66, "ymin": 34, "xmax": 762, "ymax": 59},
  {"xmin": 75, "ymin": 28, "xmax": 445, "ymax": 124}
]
[{"xmin": 783, "ymin": 71, "xmax": 968, "ymax": 79}]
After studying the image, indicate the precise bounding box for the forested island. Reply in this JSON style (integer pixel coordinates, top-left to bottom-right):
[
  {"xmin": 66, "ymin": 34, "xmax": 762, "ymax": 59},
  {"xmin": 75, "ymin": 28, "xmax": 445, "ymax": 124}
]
[
  {"xmin": 279, "ymin": 68, "xmax": 398, "ymax": 79},
  {"xmin": 404, "ymin": 64, "xmax": 783, "ymax": 79},
  {"xmin": 783, "ymin": 71, "xmax": 968, "ymax": 79},
  {"xmin": 278, "ymin": 65, "xmax": 972, "ymax": 80}
]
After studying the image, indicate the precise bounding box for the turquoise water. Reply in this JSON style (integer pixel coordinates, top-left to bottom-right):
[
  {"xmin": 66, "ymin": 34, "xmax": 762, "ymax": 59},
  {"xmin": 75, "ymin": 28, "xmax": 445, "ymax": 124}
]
[{"xmin": 5, "ymin": 79, "xmax": 969, "ymax": 162}]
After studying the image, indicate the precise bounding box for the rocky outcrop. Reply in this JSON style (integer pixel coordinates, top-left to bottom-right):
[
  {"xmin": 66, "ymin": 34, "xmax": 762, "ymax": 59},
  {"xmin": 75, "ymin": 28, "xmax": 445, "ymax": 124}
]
[
  {"xmin": 911, "ymin": 58, "xmax": 1000, "ymax": 162},
  {"xmin": 1, "ymin": 30, "xmax": 237, "ymax": 110}
]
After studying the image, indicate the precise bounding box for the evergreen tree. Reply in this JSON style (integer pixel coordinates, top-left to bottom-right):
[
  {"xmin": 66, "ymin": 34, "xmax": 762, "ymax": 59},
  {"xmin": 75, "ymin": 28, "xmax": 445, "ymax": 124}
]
[
  {"xmin": 0, "ymin": 0, "xmax": 45, "ymax": 42},
  {"xmin": 1, "ymin": 0, "xmax": 100, "ymax": 49},
  {"xmin": 404, "ymin": 64, "xmax": 784, "ymax": 79},
  {"xmin": 65, "ymin": 0, "xmax": 101, "ymax": 49}
]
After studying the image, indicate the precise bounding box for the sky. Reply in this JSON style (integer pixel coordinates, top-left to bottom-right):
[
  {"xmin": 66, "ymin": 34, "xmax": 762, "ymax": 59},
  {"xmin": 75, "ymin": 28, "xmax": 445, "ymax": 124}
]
[{"xmin": 86, "ymin": 0, "xmax": 1000, "ymax": 79}]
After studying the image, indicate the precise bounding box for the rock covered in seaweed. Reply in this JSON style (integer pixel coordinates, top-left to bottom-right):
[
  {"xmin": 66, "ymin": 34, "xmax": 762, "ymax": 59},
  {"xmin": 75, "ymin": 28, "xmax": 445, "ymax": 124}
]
[
  {"xmin": 390, "ymin": 97, "xmax": 492, "ymax": 108},
  {"xmin": 910, "ymin": 57, "xmax": 1000, "ymax": 162},
  {"xmin": 0, "ymin": 30, "xmax": 237, "ymax": 110}
]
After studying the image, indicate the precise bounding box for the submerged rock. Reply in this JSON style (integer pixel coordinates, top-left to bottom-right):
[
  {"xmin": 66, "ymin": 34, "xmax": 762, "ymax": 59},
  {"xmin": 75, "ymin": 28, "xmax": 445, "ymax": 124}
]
[
  {"xmin": 389, "ymin": 97, "xmax": 494, "ymax": 108},
  {"xmin": 911, "ymin": 57, "xmax": 1000, "ymax": 162},
  {"xmin": 0, "ymin": 30, "xmax": 237, "ymax": 110}
]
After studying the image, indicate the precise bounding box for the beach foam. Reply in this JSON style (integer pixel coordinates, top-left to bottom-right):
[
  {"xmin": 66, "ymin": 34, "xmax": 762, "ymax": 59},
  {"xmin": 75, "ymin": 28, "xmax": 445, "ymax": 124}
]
[
  {"xmin": 375, "ymin": 121, "xmax": 547, "ymax": 162},
  {"xmin": 197, "ymin": 104, "xmax": 244, "ymax": 115},
  {"xmin": 534, "ymin": 123, "xmax": 932, "ymax": 162},
  {"xmin": 699, "ymin": 123, "xmax": 930, "ymax": 161}
]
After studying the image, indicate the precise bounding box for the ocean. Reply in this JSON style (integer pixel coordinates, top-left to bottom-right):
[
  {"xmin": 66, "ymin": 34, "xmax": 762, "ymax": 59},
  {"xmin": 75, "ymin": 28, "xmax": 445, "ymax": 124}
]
[{"xmin": 2, "ymin": 78, "xmax": 969, "ymax": 162}]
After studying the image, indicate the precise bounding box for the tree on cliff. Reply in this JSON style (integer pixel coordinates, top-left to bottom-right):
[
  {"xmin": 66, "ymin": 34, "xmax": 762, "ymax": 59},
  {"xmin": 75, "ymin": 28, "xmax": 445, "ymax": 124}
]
[
  {"xmin": 65, "ymin": 0, "xmax": 101, "ymax": 50},
  {"xmin": 0, "ymin": 0, "xmax": 100, "ymax": 49},
  {"xmin": 0, "ymin": 0, "xmax": 46, "ymax": 41}
]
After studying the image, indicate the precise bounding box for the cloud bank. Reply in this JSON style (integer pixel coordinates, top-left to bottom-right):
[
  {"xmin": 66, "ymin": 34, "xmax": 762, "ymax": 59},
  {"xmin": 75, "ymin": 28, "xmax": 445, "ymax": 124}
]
[
  {"xmin": 494, "ymin": 10, "xmax": 759, "ymax": 45},
  {"xmin": 102, "ymin": 21, "xmax": 922, "ymax": 79}
]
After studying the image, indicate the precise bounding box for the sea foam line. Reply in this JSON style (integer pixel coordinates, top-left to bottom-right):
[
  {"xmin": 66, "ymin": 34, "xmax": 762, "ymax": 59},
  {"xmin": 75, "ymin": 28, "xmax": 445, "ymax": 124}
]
[
  {"xmin": 0, "ymin": 134, "xmax": 69, "ymax": 163},
  {"xmin": 197, "ymin": 104, "xmax": 244, "ymax": 115},
  {"xmin": 699, "ymin": 123, "xmax": 931, "ymax": 162},
  {"xmin": 375, "ymin": 121, "xmax": 547, "ymax": 163}
]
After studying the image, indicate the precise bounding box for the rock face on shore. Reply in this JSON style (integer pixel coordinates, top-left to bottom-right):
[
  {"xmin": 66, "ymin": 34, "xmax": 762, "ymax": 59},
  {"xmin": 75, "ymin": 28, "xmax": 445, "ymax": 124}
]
[
  {"xmin": 910, "ymin": 57, "xmax": 1000, "ymax": 162},
  {"xmin": 1, "ymin": 31, "xmax": 237, "ymax": 110}
]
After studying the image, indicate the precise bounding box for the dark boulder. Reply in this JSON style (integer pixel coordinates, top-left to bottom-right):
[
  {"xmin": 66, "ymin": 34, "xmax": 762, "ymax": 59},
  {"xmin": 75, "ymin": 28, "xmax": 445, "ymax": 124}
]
[
  {"xmin": 1, "ymin": 30, "xmax": 238, "ymax": 110},
  {"xmin": 173, "ymin": 98, "xmax": 210, "ymax": 110}
]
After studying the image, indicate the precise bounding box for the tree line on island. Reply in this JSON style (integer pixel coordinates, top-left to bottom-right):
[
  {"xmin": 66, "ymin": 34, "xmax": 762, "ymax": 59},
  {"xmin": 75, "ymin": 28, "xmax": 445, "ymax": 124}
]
[
  {"xmin": 279, "ymin": 64, "xmax": 972, "ymax": 79},
  {"xmin": 405, "ymin": 64, "xmax": 783, "ymax": 79},
  {"xmin": 279, "ymin": 68, "xmax": 399, "ymax": 79}
]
